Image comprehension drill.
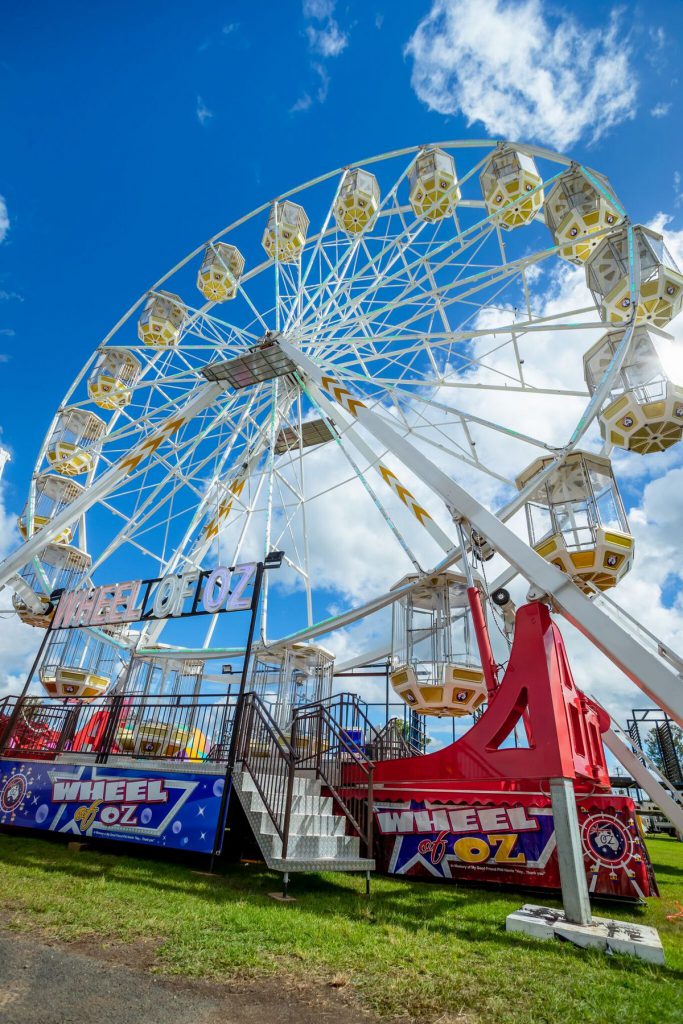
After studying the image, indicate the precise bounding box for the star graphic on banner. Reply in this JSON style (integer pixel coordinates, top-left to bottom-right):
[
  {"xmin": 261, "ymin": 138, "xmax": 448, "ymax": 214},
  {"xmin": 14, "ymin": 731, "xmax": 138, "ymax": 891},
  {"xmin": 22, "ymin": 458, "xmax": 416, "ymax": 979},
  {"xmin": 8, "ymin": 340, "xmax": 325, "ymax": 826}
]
[{"xmin": 389, "ymin": 835, "xmax": 452, "ymax": 878}]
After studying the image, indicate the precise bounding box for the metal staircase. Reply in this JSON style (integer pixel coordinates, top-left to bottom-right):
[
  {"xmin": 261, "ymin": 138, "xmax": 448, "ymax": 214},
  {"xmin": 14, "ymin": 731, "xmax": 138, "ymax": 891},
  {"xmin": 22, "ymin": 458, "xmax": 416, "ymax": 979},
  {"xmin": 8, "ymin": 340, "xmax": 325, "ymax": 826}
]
[
  {"xmin": 230, "ymin": 693, "xmax": 376, "ymax": 882},
  {"xmin": 232, "ymin": 768, "xmax": 374, "ymax": 872}
]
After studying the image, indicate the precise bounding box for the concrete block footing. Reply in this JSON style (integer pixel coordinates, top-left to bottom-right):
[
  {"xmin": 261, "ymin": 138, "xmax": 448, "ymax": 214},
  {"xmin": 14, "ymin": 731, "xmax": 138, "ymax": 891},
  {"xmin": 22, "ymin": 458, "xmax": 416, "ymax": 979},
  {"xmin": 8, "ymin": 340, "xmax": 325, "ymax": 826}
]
[{"xmin": 506, "ymin": 904, "xmax": 664, "ymax": 964}]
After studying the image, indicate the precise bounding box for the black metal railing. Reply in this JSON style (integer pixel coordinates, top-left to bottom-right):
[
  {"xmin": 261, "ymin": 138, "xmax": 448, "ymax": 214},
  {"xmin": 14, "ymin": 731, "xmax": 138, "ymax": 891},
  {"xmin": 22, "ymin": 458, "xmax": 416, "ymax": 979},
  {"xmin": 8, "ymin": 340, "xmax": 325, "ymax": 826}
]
[
  {"xmin": 298, "ymin": 692, "xmax": 419, "ymax": 761},
  {"xmin": 292, "ymin": 702, "xmax": 374, "ymax": 856},
  {"xmin": 233, "ymin": 692, "xmax": 296, "ymax": 852},
  {"xmin": 0, "ymin": 693, "xmax": 237, "ymax": 763},
  {"xmin": 372, "ymin": 717, "xmax": 422, "ymax": 759},
  {"xmin": 233, "ymin": 693, "xmax": 375, "ymax": 860}
]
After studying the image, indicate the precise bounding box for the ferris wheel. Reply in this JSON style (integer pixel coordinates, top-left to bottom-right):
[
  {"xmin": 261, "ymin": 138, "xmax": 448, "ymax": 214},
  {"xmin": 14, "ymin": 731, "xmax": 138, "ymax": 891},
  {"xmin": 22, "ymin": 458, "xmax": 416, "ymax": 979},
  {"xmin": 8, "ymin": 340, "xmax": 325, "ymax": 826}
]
[{"xmin": 2, "ymin": 140, "xmax": 683, "ymax": 729}]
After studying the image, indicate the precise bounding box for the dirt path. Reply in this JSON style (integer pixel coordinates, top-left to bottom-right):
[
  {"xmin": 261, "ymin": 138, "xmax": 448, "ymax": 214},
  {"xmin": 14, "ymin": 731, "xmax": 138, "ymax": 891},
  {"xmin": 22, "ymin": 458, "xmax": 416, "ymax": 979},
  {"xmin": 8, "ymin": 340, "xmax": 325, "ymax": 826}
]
[{"xmin": 0, "ymin": 931, "xmax": 376, "ymax": 1024}]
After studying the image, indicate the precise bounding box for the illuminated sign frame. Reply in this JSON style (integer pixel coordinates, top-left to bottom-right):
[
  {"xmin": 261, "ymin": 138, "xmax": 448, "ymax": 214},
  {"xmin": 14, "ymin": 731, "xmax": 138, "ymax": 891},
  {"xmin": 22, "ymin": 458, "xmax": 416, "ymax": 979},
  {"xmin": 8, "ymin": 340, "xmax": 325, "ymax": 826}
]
[{"xmin": 52, "ymin": 563, "xmax": 258, "ymax": 630}]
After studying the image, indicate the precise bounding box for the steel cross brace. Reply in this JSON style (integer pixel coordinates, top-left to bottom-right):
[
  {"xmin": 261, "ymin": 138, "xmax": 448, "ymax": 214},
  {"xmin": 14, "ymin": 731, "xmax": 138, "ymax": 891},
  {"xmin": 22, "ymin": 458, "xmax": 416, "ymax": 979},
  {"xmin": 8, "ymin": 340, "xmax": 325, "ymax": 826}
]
[{"xmin": 277, "ymin": 336, "xmax": 683, "ymax": 727}]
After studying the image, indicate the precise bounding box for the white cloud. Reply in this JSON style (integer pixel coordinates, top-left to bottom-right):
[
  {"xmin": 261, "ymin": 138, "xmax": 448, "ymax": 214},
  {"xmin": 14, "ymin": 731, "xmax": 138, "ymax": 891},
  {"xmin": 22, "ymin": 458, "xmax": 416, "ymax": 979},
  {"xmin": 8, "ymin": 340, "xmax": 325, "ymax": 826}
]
[
  {"xmin": 674, "ymin": 172, "xmax": 683, "ymax": 208},
  {"xmin": 291, "ymin": 63, "xmax": 331, "ymax": 113},
  {"xmin": 0, "ymin": 478, "xmax": 41, "ymax": 699},
  {"xmin": 312, "ymin": 62, "xmax": 330, "ymax": 103},
  {"xmin": 196, "ymin": 96, "xmax": 213, "ymax": 126},
  {"xmin": 405, "ymin": 0, "xmax": 638, "ymax": 149},
  {"xmin": 650, "ymin": 102, "xmax": 671, "ymax": 118},
  {"xmin": 293, "ymin": 0, "xmax": 348, "ymax": 113},
  {"xmin": 303, "ymin": 0, "xmax": 335, "ymax": 18},
  {"xmin": 0, "ymin": 196, "xmax": 9, "ymax": 244},
  {"xmin": 290, "ymin": 93, "xmax": 313, "ymax": 114},
  {"xmin": 222, "ymin": 22, "xmax": 239, "ymax": 35},
  {"xmin": 306, "ymin": 20, "xmax": 348, "ymax": 57}
]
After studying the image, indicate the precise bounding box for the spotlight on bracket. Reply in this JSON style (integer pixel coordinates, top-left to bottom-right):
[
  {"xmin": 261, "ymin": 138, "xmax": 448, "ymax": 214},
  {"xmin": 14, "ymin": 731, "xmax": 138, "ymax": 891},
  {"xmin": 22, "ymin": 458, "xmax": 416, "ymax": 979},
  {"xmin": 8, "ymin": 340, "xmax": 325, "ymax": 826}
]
[
  {"xmin": 491, "ymin": 587, "xmax": 517, "ymax": 636},
  {"xmin": 265, "ymin": 550, "xmax": 285, "ymax": 569}
]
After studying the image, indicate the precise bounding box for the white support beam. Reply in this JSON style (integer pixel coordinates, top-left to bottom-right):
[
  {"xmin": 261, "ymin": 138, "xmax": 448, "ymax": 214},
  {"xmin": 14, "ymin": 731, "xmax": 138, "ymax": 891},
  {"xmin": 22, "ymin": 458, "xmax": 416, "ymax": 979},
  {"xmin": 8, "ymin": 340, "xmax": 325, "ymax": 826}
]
[
  {"xmin": 604, "ymin": 729, "xmax": 683, "ymax": 836},
  {"xmin": 279, "ymin": 337, "xmax": 683, "ymax": 727},
  {"xmin": 305, "ymin": 380, "xmax": 455, "ymax": 554}
]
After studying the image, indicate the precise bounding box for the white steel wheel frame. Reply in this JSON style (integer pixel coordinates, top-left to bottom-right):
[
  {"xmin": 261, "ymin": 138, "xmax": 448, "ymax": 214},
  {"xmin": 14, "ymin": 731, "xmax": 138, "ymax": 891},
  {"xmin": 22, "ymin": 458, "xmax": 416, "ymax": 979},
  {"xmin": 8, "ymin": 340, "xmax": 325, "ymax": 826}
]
[{"xmin": 1, "ymin": 139, "xmax": 679, "ymax": 728}]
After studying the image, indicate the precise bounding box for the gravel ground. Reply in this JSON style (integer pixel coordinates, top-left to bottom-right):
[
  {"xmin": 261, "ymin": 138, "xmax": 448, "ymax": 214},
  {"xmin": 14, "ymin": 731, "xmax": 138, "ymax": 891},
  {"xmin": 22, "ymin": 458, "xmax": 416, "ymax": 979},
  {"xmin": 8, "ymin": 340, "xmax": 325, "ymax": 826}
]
[{"xmin": 0, "ymin": 931, "xmax": 373, "ymax": 1024}]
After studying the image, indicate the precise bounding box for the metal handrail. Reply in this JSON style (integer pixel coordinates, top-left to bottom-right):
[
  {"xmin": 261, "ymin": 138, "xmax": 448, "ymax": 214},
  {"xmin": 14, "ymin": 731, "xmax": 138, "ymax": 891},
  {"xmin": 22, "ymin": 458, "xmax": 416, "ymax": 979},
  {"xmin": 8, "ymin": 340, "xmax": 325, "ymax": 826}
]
[
  {"xmin": 595, "ymin": 592, "xmax": 683, "ymax": 679},
  {"xmin": 234, "ymin": 692, "xmax": 296, "ymax": 852},
  {"xmin": 292, "ymin": 702, "xmax": 374, "ymax": 854},
  {"xmin": 297, "ymin": 692, "xmax": 380, "ymax": 741},
  {"xmin": 296, "ymin": 691, "xmax": 419, "ymax": 761},
  {"xmin": 608, "ymin": 714, "xmax": 683, "ymax": 814},
  {"xmin": 0, "ymin": 692, "xmax": 235, "ymax": 763},
  {"xmin": 373, "ymin": 716, "xmax": 421, "ymax": 759}
]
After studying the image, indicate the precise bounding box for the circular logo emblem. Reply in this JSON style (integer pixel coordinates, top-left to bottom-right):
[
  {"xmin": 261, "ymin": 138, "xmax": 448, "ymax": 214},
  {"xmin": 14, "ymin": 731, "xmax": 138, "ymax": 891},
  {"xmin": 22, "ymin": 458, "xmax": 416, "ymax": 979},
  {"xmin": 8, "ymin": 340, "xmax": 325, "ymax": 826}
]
[
  {"xmin": 1, "ymin": 773, "xmax": 28, "ymax": 813},
  {"xmin": 581, "ymin": 814, "xmax": 632, "ymax": 867}
]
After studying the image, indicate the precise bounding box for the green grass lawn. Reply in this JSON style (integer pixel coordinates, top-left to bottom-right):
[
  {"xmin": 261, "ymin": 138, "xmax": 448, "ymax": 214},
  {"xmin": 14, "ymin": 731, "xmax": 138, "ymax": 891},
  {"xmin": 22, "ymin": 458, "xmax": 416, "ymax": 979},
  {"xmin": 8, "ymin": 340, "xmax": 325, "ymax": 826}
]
[{"xmin": 0, "ymin": 833, "xmax": 681, "ymax": 1024}]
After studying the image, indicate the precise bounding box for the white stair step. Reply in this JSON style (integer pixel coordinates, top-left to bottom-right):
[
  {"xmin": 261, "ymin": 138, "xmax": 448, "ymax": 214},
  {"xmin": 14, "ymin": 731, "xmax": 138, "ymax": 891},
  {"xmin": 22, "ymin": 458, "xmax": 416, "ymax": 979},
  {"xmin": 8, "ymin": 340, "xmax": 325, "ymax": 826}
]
[
  {"xmin": 269, "ymin": 856, "xmax": 375, "ymax": 874},
  {"xmin": 269, "ymin": 833, "xmax": 361, "ymax": 861},
  {"xmin": 232, "ymin": 767, "xmax": 372, "ymax": 876},
  {"xmin": 257, "ymin": 811, "xmax": 347, "ymax": 838},
  {"xmin": 238, "ymin": 771, "xmax": 321, "ymax": 798},
  {"xmin": 290, "ymin": 792, "xmax": 333, "ymax": 814},
  {"xmin": 246, "ymin": 788, "xmax": 333, "ymax": 817}
]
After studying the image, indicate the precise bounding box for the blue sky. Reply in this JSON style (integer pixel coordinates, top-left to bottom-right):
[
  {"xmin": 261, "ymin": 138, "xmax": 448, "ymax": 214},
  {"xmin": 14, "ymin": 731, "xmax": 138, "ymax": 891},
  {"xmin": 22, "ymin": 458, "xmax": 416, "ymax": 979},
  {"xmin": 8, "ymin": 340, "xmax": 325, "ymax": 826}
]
[{"xmin": 2, "ymin": 0, "xmax": 683, "ymax": 729}]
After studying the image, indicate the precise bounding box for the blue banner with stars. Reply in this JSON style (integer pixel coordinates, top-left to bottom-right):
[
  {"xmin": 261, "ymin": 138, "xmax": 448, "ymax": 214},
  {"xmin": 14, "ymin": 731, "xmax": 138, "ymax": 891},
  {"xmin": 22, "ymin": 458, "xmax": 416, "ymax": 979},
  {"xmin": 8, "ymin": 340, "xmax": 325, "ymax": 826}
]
[{"xmin": 0, "ymin": 759, "xmax": 226, "ymax": 854}]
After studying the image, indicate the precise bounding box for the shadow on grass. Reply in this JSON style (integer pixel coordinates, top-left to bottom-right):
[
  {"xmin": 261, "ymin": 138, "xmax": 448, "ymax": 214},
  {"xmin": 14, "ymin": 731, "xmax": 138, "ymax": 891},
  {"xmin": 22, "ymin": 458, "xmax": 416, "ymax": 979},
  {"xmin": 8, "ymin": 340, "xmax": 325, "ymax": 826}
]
[{"xmin": 2, "ymin": 835, "xmax": 682, "ymax": 986}]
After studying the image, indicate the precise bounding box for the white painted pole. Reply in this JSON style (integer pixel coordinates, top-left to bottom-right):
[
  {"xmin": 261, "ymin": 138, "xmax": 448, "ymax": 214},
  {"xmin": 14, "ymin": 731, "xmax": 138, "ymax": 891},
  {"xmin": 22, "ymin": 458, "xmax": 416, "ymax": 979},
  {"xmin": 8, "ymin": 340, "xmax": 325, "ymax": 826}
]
[{"xmin": 550, "ymin": 778, "xmax": 592, "ymax": 925}]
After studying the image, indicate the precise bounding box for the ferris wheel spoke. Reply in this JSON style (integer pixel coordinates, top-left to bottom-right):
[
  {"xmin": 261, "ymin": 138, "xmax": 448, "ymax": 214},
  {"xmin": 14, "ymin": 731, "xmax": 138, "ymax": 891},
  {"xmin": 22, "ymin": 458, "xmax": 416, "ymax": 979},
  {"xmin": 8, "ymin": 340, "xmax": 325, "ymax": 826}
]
[
  {"xmin": 144, "ymin": 453, "xmax": 272, "ymax": 647},
  {"xmin": 305, "ymin": 186, "xmax": 558, "ymax": 357},
  {"xmin": 298, "ymin": 214, "xmax": 433, "ymax": 335},
  {"xmin": 295, "ymin": 159, "xmax": 499, "ymax": 339},
  {"xmin": 260, "ymin": 378, "xmax": 281, "ymax": 639},
  {"xmin": 389, "ymin": 384, "xmax": 560, "ymax": 453},
  {"xmin": 370, "ymin": 407, "xmax": 513, "ymax": 487},
  {"xmin": 306, "ymin": 304, "xmax": 605, "ymax": 364},
  {"xmin": 296, "ymin": 170, "xmax": 519, "ymax": 340},
  {"xmin": 303, "ymin": 376, "xmax": 455, "ymax": 555},
  {"xmin": 236, "ymin": 281, "xmax": 271, "ymax": 333},
  {"xmin": 306, "ymin": 239, "xmax": 554, "ymax": 360},
  {"xmin": 298, "ymin": 217, "xmax": 494, "ymax": 343},
  {"xmin": 162, "ymin": 394, "xmax": 272, "ymax": 573},
  {"xmin": 300, "ymin": 379, "xmax": 422, "ymax": 574},
  {"xmin": 289, "ymin": 161, "xmax": 419, "ymax": 333},
  {"xmin": 286, "ymin": 171, "xmax": 349, "ymax": 334},
  {"xmin": 315, "ymin": 288, "xmax": 589, "ymax": 397},
  {"xmin": 86, "ymin": 388, "xmax": 270, "ymax": 579}
]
